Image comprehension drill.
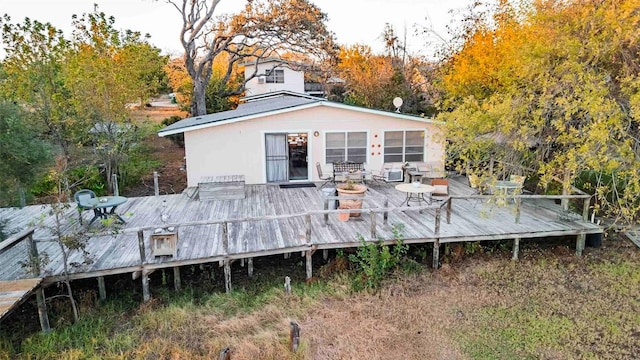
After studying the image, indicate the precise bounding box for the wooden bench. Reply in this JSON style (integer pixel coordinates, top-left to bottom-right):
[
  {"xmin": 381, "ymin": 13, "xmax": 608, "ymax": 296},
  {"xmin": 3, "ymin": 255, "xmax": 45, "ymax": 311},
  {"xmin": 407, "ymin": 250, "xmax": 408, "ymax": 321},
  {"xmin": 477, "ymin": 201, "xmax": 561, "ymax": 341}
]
[{"xmin": 198, "ymin": 175, "xmax": 245, "ymax": 200}]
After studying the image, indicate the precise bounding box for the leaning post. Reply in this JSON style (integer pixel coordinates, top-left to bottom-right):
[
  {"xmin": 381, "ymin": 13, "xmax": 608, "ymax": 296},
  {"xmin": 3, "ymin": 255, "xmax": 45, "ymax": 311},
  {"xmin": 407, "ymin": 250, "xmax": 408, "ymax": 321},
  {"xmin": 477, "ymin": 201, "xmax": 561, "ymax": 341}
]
[
  {"xmin": 112, "ymin": 174, "xmax": 119, "ymax": 196},
  {"xmin": 576, "ymin": 196, "xmax": 590, "ymax": 257},
  {"xmin": 27, "ymin": 231, "xmax": 50, "ymax": 332},
  {"xmin": 153, "ymin": 171, "xmax": 160, "ymax": 197}
]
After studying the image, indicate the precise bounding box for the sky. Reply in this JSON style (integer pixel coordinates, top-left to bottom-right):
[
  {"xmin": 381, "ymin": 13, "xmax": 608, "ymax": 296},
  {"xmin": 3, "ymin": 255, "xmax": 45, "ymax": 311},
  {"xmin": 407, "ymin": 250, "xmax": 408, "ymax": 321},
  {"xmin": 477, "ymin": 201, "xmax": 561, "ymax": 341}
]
[{"xmin": 2, "ymin": 0, "xmax": 472, "ymax": 57}]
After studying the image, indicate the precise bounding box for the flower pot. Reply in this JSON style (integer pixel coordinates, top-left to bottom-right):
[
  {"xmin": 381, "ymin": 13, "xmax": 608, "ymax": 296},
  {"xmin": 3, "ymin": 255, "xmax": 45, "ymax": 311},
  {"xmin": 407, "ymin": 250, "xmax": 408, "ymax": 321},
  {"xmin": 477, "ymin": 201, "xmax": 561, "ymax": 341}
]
[
  {"xmin": 337, "ymin": 207, "xmax": 350, "ymax": 222},
  {"xmin": 336, "ymin": 183, "xmax": 367, "ymax": 217}
]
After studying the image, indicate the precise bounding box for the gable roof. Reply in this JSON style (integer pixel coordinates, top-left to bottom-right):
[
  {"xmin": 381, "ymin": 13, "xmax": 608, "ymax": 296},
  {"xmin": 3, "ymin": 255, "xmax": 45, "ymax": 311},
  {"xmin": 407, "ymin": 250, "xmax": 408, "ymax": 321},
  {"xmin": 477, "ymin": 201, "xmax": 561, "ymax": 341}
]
[{"xmin": 158, "ymin": 92, "xmax": 435, "ymax": 137}]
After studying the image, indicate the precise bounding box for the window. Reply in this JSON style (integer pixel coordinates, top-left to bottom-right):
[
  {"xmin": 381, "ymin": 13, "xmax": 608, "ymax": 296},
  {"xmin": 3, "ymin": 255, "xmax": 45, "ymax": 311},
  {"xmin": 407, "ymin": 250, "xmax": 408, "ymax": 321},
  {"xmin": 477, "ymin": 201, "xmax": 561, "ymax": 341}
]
[
  {"xmin": 265, "ymin": 69, "xmax": 284, "ymax": 83},
  {"xmin": 383, "ymin": 130, "xmax": 424, "ymax": 162},
  {"xmin": 326, "ymin": 132, "xmax": 367, "ymax": 163}
]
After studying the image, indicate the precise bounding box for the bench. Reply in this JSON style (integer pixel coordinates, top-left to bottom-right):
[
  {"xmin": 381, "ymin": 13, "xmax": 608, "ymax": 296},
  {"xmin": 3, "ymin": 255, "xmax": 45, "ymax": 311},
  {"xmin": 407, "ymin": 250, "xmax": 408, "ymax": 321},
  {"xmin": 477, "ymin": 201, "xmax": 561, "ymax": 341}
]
[{"xmin": 198, "ymin": 175, "xmax": 245, "ymax": 201}]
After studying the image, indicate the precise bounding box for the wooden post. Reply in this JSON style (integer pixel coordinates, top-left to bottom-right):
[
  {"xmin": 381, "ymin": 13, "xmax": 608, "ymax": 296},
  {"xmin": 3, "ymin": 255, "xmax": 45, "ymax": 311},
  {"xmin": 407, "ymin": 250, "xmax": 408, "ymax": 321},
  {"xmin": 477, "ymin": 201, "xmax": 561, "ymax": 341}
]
[
  {"xmin": 27, "ymin": 233, "xmax": 50, "ymax": 332},
  {"xmin": 305, "ymin": 214, "xmax": 312, "ymax": 244},
  {"xmin": 446, "ymin": 198, "xmax": 452, "ymax": 224},
  {"xmin": 561, "ymin": 170, "xmax": 570, "ymax": 211},
  {"xmin": 137, "ymin": 230, "xmax": 146, "ymax": 264},
  {"xmin": 173, "ymin": 267, "xmax": 181, "ymax": 291},
  {"xmin": 19, "ymin": 186, "xmax": 26, "ymax": 208},
  {"xmin": 576, "ymin": 232, "xmax": 585, "ymax": 257},
  {"xmin": 582, "ymin": 196, "xmax": 590, "ymax": 221},
  {"xmin": 512, "ymin": 237, "xmax": 520, "ymax": 260},
  {"xmin": 222, "ymin": 222, "xmax": 229, "ymax": 255},
  {"xmin": 112, "ymin": 174, "xmax": 119, "ymax": 196},
  {"xmin": 141, "ymin": 270, "xmax": 150, "ymax": 302},
  {"xmin": 97, "ymin": 276, "xmax": 106, "ymax": 301},
  {"xmin": 370, "ymin": 211, "xmax": 377, "ymax": 240},
  {"xmin": 323, "ymin": 198, "xmax": 329, "ymax": 225},
  {"xmin": 153, "ymin": 171, "xmax": 159, "ymax": 197},
  {"xmin": 248, "ymin": 258, "xmax": 254, "ymax": 278},
  {"xmin": 224, "ymin": 260, "xmax": 232, "ymax": 293},
  {"xmin": 305, "ymin": 250, "xmax": 313, "ymax": 280},
  {"xmin": 432, "ymin": 239, "xmax": 440, "ymax": 269},
  {"xmin": 515, "ymin": 197, "xmax": 521, "ymax": 224},
  {"xmin": 240, "ymin": 258, "xmax": 245, "ymax": 267},
  {"xmin": 435, "ymin": 208, "xmax": 441, "ymax": 235},
  {"xmin": 383, "ymin": 198, "xmax": 389, "ymax": 225},
  {"xmin": 323, "ymin": 249, "xmax": 329, "ymax": 261}
]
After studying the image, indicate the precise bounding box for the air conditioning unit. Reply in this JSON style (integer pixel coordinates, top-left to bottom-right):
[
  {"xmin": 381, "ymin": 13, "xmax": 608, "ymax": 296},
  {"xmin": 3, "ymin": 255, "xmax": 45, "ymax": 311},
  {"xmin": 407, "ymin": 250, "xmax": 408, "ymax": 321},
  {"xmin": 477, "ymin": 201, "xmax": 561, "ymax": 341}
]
[
  {"xmin": 257, "ymin": 76, "xmax": 265, "ymax": 84},
  {"xmin": 383, "ymin": 169, "xmax": 403, "ymax": 182}
]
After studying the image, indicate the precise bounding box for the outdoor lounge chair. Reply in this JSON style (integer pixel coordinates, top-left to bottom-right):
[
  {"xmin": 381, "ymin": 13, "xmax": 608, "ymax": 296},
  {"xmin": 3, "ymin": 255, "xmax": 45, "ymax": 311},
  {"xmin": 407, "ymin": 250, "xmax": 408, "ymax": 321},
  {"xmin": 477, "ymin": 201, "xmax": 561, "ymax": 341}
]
[
  {"xmin": 430, "ymin": 178, "xmax": 449, "ymax": 196},
  {"xmin": 74, "ymin": 189, "xmax": 99, "ymax": 225}
]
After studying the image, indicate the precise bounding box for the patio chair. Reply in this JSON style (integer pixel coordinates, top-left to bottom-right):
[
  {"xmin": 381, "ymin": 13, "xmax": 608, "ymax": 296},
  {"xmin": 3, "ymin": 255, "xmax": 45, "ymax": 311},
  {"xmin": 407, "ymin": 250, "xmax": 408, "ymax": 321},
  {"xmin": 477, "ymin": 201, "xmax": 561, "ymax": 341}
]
[
  {"xmin": 430, "ymin": 178, "xmax": 449, "ymax": 196},
  {"xmin": 371, "ymin": 163, "xmax": 400, "ymax": 183},
  {"xmin": 316, "ymin": 162, "xmax": 334, "ymax": 188},
  {"xmin": 74, "ymin": 189, "xmax": 98, "ymax": 225},
  {"xmin": 509, "ymin": 174, "xmax": 526, "ymax": 194}
]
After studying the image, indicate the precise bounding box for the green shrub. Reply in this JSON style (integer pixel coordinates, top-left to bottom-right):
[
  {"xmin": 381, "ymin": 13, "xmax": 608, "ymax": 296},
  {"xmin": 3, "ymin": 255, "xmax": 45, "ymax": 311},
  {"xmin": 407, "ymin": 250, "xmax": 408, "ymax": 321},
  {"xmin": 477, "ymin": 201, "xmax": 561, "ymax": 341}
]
[
  {"xmin": 161, "ymin": 115, "xmax": 184, "ymax": 147},
  {"xmin": 349, "ymin": 225, "xmax": 408, "ymax": 290}
]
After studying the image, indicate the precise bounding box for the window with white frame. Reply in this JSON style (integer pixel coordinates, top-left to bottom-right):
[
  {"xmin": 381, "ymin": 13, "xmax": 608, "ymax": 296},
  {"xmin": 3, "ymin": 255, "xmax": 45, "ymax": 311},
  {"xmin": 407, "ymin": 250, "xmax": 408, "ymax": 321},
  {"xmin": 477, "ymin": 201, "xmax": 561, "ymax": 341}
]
[
  {"xmin": 265, "ymin": 69, "xmax": 284, "ymax": 83},
  {"xmin": 383, "ymin": 130, "xmax": 425, "ymax": 162},
  {"xmin": 325, "ymin": 132, "xmax": 367, "ymax": 163}
]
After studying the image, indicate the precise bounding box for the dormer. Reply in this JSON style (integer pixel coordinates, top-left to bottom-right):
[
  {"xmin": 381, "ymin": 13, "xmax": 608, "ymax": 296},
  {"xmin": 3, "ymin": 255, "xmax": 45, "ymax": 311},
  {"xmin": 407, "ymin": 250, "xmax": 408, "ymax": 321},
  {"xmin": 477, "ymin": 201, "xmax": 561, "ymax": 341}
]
[{"xmin": 242, "ymin": 58, "xmax": 305, "ymax": 96}]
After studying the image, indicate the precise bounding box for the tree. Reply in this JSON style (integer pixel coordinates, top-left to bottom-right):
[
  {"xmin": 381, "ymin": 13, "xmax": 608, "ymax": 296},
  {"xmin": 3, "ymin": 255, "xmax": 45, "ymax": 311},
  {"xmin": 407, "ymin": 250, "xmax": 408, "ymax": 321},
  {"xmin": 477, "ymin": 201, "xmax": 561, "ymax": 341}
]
[
  {"xmin": 0, "ymin": 16, "xmax": 77, "ymax": 159},
  {"xmin": 166, "ymin": 0, "xmax": 335, "ymax": 116},
  {"xmin": 0, "ymin": 102, "xmax": 51, "ymax": 206},
  {"xmin": 438, "ymin": 0, "xmax": 640, "ymax": 226}
]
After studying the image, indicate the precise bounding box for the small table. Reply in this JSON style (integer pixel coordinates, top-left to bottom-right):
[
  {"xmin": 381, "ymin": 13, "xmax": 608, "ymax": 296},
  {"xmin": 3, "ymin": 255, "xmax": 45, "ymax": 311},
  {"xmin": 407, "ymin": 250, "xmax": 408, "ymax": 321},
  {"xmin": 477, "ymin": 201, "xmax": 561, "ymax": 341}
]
[
  {"xmin": 492, "ymin": 181, "xmax": 522, "ymax": 202},
  {"xmin": 86, "ymin": 196, "xmax": 128, "ymax": 225},
  {"xmin": 396, "ymin": 183, "xmax": 436, "ymax": 207}
]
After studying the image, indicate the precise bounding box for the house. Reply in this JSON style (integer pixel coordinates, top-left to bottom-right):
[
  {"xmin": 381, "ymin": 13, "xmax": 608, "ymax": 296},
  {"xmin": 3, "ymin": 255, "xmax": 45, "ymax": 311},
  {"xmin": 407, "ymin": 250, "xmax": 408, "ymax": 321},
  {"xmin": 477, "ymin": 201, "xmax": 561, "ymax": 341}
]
[{"xmin": 158, "ymin": 61, "xmax": 445, "ymax": 186}]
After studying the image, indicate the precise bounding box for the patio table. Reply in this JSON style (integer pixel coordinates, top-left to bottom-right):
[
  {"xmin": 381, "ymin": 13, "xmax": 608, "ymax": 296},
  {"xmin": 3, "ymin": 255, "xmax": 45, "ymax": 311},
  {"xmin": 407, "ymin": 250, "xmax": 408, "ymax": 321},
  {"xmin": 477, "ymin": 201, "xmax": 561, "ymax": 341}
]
[
  {"xmin": 85, "ymin": 196, "xmax": 128, "ymax": 225},
  {"xmin": 396, "ymin": 183, "xmax": 436, "ymax": 207}
]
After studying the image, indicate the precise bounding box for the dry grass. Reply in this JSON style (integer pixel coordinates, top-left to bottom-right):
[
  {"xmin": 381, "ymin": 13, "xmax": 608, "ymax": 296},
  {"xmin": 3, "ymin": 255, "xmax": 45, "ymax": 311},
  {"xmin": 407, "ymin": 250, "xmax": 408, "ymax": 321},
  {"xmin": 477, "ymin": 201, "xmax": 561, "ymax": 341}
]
[
  {"xmin": 4, "ymin": 238, "xmax": 639, "ymax": 359},
  {"xmin": 130, "ymin": 106, "xmax": 188, "ymax": 124}
]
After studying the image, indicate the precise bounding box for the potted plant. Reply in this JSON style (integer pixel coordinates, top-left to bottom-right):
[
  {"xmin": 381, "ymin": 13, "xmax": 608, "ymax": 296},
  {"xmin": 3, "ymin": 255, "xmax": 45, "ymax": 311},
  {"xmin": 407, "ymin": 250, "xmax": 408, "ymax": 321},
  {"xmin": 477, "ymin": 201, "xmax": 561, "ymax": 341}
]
[
  {"xmin": 337, "ymin": 206, "xmax": 350, "ymax": 221},
  {"xmin": 336, "ymin": 178, "xmax": 367, "ymax": 217}
]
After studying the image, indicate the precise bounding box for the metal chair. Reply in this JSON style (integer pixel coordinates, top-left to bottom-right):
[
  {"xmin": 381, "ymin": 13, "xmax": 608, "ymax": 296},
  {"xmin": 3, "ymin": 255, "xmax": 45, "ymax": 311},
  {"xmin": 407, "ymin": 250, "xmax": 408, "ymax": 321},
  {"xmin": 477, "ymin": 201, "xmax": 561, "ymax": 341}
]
[
  {"xmin": 74, "ymin": 189, "xmax": 98, "ymax": 225},
  {"xmin": 316, "ymin": 162, "xmax": 334, "ymax": 188}
]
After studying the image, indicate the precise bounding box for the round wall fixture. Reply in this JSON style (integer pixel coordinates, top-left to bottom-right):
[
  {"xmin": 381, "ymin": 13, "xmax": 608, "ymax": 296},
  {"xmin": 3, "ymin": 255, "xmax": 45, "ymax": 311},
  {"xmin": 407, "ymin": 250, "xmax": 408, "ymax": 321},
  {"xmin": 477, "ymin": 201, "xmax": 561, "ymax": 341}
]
[{"xmin": 313, "ymin": 131, "xmax": 319, "ymax": 137}]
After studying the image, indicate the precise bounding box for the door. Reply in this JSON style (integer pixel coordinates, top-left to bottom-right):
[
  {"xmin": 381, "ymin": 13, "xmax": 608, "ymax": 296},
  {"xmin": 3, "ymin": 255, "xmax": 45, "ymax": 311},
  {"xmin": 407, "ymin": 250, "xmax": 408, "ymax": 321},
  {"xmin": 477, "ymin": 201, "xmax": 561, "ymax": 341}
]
[
  {"xmin": 287, "ymin": 133, "xmax": 308, "ymax": 181},
  {"xmin": 265, "ymin": 133, "xmax": 289, "ymax": 182}
]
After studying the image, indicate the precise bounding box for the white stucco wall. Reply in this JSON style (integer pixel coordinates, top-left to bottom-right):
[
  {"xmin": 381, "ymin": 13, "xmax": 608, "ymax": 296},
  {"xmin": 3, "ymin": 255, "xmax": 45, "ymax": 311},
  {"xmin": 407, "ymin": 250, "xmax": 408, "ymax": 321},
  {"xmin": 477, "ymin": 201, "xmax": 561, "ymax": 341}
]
[
  {"xmin": 243, "ymin": 62, "xmax": 305, "ymax": 96},
  {"xmin": 183, "ymin": 105, "xmax": 444, "ymax": 186}
]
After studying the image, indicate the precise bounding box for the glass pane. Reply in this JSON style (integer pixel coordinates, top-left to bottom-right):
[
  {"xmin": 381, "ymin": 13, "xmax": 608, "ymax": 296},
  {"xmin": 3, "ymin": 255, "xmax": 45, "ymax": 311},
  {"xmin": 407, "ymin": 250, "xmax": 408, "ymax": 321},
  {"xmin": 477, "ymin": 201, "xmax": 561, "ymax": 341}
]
[
  {"xmin": 326, "ymin": 133, "xmax": 345, "ymax": 148},
  {"xmin": 347, "ymin": 148, "xmax": 366, "ymax": 162},
  {"xmin": 405, "ymin": 146, "xmax": 424, "ymax": 154},
  {"xmin": 326, "ymin": 148, "xmax": 345, "ymax": 158},
  {"xmin": 384, "ymin": 131, "xmax": 403, "ymax": 147},
  {"xmin": 326, "ymin": 155, "xmax": 343, "ymax": 163},
  {"xmin": 349, "ymin": 155, "xmax": 367, "ymax": 163},
  {"xmin": 384, "ymin": 154, "xmax": 403, "ymax": 162},
  {"xmin": 406, "ymin": 131, "xmax": 424, "ymax": 146},
  {"xmin": 347, "ymin": 132, "xmax": 367, "ymax": 147},
  {"xmin": 405, "ymin": 154, "xmax": 424, "ymax": 162},
  {"xmin": 384, "ymin": 146, "xmax": 403, "ymax": 155}
]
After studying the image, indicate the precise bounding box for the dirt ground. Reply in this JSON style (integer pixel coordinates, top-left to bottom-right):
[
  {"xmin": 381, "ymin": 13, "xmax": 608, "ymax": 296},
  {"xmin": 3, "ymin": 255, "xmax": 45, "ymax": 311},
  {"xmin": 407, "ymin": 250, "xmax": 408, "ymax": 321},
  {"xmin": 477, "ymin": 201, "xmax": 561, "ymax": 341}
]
[{"xmin": 127, "ymin": 105, "xmax": 188, "ymax": 197}]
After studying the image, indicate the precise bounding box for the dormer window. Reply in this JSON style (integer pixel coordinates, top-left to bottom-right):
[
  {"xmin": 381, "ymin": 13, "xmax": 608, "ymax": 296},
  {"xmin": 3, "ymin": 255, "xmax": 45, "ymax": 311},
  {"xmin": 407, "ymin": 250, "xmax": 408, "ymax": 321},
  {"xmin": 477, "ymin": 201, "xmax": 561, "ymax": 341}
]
[{"xmin": 265, "ymin": 69, "xmax": 285, "ymax": 83}]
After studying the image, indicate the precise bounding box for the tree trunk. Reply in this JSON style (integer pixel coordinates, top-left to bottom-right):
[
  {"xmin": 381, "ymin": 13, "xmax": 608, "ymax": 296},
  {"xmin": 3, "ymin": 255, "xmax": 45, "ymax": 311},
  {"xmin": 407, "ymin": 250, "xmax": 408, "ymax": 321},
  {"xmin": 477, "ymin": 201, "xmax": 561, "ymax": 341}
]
[{"xmin": 192, "ymin": 76, "xmax": 208, "ymax": 116}]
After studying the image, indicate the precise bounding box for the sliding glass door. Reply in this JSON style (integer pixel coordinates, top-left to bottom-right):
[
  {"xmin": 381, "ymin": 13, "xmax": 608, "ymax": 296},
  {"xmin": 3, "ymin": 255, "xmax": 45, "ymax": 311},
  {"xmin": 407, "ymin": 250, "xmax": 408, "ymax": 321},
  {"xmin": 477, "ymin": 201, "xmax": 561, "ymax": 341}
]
[{"xmin": 265, "ymin": 133, "xmax": 288, "ymax": 183}]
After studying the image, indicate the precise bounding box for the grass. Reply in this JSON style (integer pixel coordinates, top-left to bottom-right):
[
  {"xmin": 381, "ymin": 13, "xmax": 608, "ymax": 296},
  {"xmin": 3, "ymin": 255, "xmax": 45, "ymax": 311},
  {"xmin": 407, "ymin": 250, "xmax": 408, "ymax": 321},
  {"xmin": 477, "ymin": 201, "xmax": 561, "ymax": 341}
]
[{"xmin": 1, "ymin": 238, "xmax": 639, "ymax": 359}]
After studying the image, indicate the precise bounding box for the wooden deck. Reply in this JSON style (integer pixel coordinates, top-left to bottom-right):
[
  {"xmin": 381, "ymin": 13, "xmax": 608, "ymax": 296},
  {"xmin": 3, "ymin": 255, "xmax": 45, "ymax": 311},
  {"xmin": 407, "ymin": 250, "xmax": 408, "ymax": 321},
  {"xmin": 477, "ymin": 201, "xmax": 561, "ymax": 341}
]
[
  {"xmin": 0, "ymin": 177, "xmax": 601, "ymax": 285},
  {"xmin": 0, "ymin": 278, "xmax": 43, "ymax": 319}
]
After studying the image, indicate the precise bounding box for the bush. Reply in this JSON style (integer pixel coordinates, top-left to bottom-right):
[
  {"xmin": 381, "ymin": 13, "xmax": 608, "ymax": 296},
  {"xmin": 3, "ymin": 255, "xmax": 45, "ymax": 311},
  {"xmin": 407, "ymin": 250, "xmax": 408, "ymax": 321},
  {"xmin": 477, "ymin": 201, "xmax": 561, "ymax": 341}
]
[
  {"xmin": 161, "ymin": 115, "xmax": 184, "ymax": 147},
  {"xmin": 349, "ymin": 225, "xmax": 408, "ymax": 290}
]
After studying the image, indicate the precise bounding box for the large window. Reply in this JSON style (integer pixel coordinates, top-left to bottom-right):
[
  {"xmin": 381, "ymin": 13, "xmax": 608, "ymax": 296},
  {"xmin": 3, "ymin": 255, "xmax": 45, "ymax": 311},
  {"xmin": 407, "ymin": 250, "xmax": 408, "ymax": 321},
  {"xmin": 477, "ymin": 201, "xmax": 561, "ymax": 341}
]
[
  {"xmin": 383, "ymin": 130, "xmax": 424, "ymax": 162},
  {"xmin": 326, "ymin": 132, "xmax": 367, "ymax": 163},
  {"xmin": 265, "ymin": 69, "xmax": 284, "ymax": 83}
]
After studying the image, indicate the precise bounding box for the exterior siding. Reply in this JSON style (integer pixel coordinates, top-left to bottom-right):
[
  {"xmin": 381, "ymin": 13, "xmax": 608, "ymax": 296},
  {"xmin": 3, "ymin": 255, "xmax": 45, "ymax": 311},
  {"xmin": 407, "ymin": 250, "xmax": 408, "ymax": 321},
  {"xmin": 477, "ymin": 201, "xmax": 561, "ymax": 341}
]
[
  {"xmin": 184, "ymin": 106, "xmax": 444, "ymax": 186},
  {"xmin": 243, "ymin": 62, "xmax": 305, "ymax": 95}
]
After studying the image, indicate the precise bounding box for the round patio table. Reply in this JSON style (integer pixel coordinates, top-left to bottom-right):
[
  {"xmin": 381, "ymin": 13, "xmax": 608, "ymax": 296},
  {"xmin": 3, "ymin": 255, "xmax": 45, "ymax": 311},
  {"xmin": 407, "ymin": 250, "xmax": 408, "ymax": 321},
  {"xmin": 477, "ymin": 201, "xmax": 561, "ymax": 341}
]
[
  {"xmin": 395, "ymin": 183, "xmax": 436, "ymax": 207},
  {"xmin": 86, "ymin": 196, "xmax": 128, "ymax": 225}
]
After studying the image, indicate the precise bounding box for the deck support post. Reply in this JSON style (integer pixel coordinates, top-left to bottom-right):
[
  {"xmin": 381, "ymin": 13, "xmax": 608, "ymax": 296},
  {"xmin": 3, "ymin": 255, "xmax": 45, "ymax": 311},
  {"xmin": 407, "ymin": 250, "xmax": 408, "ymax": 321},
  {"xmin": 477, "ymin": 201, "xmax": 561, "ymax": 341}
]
[
  {"xmin": 240, "ymin": 258, "xmax": 245, "ymax": 267},
  {"xmin": 224, "ymin": 260, "xmax": 232, "ymax": 293},
  {"xmin": 141, "ymin": 271, "xmax": 150, "ymax": 302},
  {"xmin": 515, "ymin": 197, "xmax": 521, "ymax": 224},
  {"xmin": 153, "ymin": 171, "xmax": 159, "ymax": 196},
  {"xmin": 432, "ymin": 239, "xmax": 440, "ymax": 269},
  {"xmin": 97, "ymin": 276, "xmax": 106, "ymax": 301},
  {"xmin": 512, "ymin": 237, "xmax": 520, "ymax": 260},
  {"xmin": 173, "ymin": 267, "xmax": 181, "ymax": 291},
  {"xmin": 435, "ymin": 208, "xmax": 441, "ymax": 235},
  {"xmin": 27, "ymin": 231, "xmax": 50, "ymax": 332},
  {"xmin": 383, "ymin": 198, "xmax": 389, "ymax": 225},
  {"xmin": 284, "ymin": 252, "xmax": 291, "ymax": 259},
  {"xmin": 446, "ymin": 198, "xmax": 452, "ymax": 224},
  {"xmin": 305, "ymin": 214, "xmax": 312, "ymax": 244},
  {"xmin": 370, "ymin": 211, "xmax": 377, "ymax": 240},
  {"xmin": 248, "ymin": 258, "xmax": 254, "ymax": 278},
  {"xmin": 576, "ymin": 233, "xmax": 585, "ymax": 257},
  {"xmin": 112, "ymin": 173, "xmax": 119, "ymax": 196},
  {"xmin": 323, "ymin": 249, "xmax": 329, "ymax": 261},
  {"xmin": 305, "ymin": 250, "xmax": 313, "ymax": 280}
]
